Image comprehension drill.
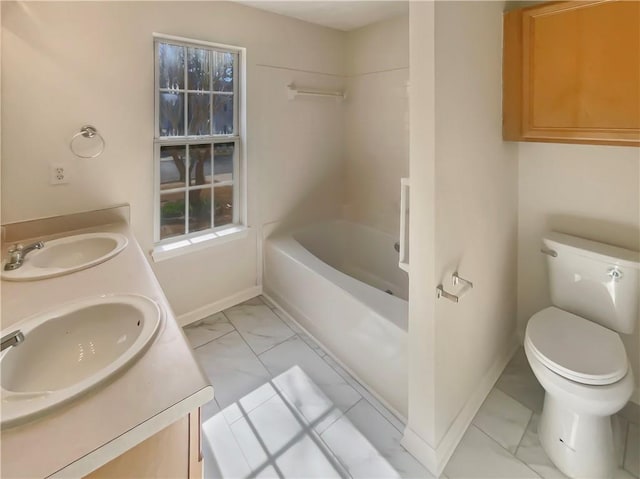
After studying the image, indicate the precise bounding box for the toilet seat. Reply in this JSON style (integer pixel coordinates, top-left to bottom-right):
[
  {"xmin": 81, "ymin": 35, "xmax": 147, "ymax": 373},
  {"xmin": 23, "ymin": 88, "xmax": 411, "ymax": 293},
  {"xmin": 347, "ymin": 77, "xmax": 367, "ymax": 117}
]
[{"xmin": 525, "ymin": 307, "xmax": 628, "ymax": 386}]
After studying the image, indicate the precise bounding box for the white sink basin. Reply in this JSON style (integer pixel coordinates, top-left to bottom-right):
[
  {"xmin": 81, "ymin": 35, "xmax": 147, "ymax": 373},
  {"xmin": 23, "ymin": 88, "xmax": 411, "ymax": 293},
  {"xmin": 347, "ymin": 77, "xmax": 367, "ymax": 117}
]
[
  {"xmin": 1, "ymin": 232, "xmax": 128, "ymax": 281},
  {"xmin": 1, "ymin": 294, "xmax": 162, "ymax": 427}
]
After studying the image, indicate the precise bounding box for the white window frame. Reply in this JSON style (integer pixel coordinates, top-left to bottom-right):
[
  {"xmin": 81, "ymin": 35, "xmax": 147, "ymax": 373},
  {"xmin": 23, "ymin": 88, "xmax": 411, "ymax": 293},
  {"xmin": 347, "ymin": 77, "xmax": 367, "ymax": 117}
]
[{"xmin": 153, "ymin": 33, "xmax": 247, "ymax": 249}]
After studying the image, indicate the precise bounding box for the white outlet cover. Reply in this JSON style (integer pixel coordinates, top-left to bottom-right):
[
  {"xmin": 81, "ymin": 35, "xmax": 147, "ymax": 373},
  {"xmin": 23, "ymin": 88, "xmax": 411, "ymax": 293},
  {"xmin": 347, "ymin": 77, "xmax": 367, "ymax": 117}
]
[{"xmin": 49, "ymin": 164, "xmax": 70, "ymax": 185}]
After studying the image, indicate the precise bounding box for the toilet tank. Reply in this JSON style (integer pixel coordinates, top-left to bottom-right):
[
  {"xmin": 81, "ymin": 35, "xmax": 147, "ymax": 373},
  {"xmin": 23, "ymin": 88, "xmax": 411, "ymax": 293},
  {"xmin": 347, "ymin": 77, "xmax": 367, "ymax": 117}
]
[{"xmin": 543, "ymin": 232, "xmax": 640, "ymax": 334}]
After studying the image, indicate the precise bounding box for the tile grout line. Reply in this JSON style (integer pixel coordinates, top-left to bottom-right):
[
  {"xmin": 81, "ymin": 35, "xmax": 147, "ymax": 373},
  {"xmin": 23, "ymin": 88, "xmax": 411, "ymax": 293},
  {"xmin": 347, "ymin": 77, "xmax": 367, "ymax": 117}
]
[
  {"xmin": 268, "ymin": 383, "xmax": 353, "ymax": 478},
  {"xmin": 495, "ymin": 383, "xmax": 541, "ymax": 416},
  {"xmin": 224, "ymin": 403, "xmax": 279, "ymax": 477},
  {"xmin": 188, "ymin": 316, "xmax": 256, "ymax": 472},
  {"xmin": 246, "ymin": 333, "xmax": 356, "ymax": 469},
  {"xmin": 185, "ymin": 318, "xmax": 239, "ymax": 416},
  {"xmin": 192, "ymin": 326, "xmax": 238, "ymax": 350},
  {"xmin": 514, "ymin": 412, "xmax": 535, "ymax": 457},
  {"xmin": 255, "ymin": 297, "xmax": 406, "ymax": 435},
  {"xmin": 196, "ymin": 308, "xmax": 289, "ymax": 460},
  {"xmin": 203, "ymin": 418, "xmax": 255, "ymax": 476},
  {"xmin": 322, "ymin": 352, "xmax": 405, "ymax": 434},
  {"xmin": 225, "ymin": 300, "xmax": 298, "ymax": 357},
  {"xmin": 346, "ymin": 66, "xmax": 409, "ymax": 79},
  {"xmin": 194, "ymin": 300, "xmax": 419, "ymax": 474},
  {"xmin": 254, "ymin": 63, "xmax": 344, "ymax": 78},
  {"xmin": 623, "ymin": 422, "xmax": 635, "ymax": 477},
  {"xmin": 473, "ymin": 424, "xmax": 543, "ymax": 478},
  {"xmin": 230, "ymin": 312, "xmax": 278, "ymax": 379},
  {"xmin": 194, "ymin": 296, "xmax": 392, "ymax": 435},
  {"xmin": 222, "ymin": 390, "xmax": 277, "ymax": 427},
  {"xmin": 247, "ymin": 302, "xmax": 368, "ymax": 435},
  {"xmin": 267, "ymin": 310, "xmax": 329, "ymax": 362},
  {"xmin": 314, "ymin": 395, "xmax": 365, "ymax": 439},
  {"xmin": 187, "ymin": 299, "xmax": 359, "ymax": 478},
  {"xmin": 496, "ymin": 372, "xmax": 635, "ymax": 477},
  {"xmin": 312, "ymin": 398, "xmax": 372, "ymax": 478},
  {"xmin": 255, "ymin": 331, "xmax": 295, "ymax": 358},
  {"xmin": 248, "ymin": 326, "xmax": 363, "ymax": 435},
  {"xmin": 192, "ymin": 312, "xmax": 635, "ymax": 479}
]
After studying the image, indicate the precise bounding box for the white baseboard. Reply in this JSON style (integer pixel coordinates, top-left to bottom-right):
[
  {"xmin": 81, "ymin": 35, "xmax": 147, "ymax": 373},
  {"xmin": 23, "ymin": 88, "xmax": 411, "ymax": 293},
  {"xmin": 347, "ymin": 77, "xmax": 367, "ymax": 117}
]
[
  {"xmin": 401, "ymin": 335, "xmax": 519, "ymax": 477},
  {"xmin": 177, "ymin": 286, "xmax": 262, "ymax": 327},
  {"xmin": 401, "ymin": 427, "xmax": 440, "ymax": 476}
]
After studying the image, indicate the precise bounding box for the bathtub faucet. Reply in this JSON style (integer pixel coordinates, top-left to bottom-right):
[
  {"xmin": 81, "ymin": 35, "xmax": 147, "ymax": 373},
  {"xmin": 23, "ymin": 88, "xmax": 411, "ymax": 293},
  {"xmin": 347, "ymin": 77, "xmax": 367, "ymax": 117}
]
[{"xmin": 4, "ymin": 241, "xmax": 44, "ymax": 271}]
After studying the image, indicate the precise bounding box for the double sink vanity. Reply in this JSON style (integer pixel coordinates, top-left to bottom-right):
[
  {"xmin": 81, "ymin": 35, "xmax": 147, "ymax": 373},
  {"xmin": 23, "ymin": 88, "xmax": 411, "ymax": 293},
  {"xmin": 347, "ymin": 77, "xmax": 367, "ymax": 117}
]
[{"xmin": 0, "ymin": 206, "xmax": 213, "ymax": 478}]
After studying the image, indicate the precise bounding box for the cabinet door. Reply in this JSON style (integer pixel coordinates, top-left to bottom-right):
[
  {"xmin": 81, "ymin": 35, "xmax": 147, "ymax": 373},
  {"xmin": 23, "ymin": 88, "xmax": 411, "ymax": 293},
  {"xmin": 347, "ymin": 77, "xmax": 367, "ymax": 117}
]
[
  {"xmin": 188, "ymin": 407, "xmax": 203, "ymax": 479},
  {"xmin": 504, "ymin": 1, "xmax": 640, "ymax": 146},
  {"xmin": 84, "ymin": 409, "xmax": 202, "ymax": 479}
]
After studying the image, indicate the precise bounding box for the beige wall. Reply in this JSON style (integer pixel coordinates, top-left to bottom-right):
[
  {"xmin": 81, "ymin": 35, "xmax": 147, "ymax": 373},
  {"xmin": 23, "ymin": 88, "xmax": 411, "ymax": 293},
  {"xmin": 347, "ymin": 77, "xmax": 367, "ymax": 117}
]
[
  {"xmin": 1, "ymin": 1, "xmax": 345, "ymax": 317},
  {"xmin": 405, "ymin": 0, "xmax": 437, "ymax": 460},
  {"xmin": 404, "ymin": 2, "xmax": 518, "ymax": 474},
  {"xmin": 517, "ymin": 142, "xmax": 640, "ymax": 403},
  {"xmin": 433, "ymin": 0, "xmax": 518, "ymax": 442},
  {"xmin": 344, "ymin": 14, "xmax": 409, "ymax": 236}
]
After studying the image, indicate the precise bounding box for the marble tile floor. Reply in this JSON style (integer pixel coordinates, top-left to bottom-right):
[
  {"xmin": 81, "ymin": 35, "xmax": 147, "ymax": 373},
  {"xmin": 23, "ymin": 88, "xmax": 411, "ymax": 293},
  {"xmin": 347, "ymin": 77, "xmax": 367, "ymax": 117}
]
[{"xmin": 185, "ymin": 296, "xmax": 640, "ymax": 479}]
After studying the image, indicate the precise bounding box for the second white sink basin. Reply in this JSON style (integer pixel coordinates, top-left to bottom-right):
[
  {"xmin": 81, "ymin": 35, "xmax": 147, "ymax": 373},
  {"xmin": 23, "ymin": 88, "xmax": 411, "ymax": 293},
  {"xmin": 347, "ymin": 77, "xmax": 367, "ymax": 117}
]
[
  {"xmin": 1, "ymin": 294, "xmax": 162, "ymax": 427},
  {"xmin": 2, "ymin": 232, "xmax": 128, "ymax": 281}
]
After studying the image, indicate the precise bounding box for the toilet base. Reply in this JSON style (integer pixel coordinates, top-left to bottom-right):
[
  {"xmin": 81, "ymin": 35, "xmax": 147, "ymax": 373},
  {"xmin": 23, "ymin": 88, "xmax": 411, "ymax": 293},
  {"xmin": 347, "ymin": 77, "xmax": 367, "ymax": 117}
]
[{"xmin": 538, "ymin": 394, "xmax": 616, "ymax": 479}]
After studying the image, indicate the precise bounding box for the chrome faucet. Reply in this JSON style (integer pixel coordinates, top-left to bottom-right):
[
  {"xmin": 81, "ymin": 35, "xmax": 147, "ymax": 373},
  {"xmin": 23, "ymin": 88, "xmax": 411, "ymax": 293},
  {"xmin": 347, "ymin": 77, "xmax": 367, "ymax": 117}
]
[
  {"xmin": 1, "ymin": 330, "xmax": 24, "ymax": 352},
  {"xmin": 4, "ymin": 241, "xmax": 44, "ymax": 271}
]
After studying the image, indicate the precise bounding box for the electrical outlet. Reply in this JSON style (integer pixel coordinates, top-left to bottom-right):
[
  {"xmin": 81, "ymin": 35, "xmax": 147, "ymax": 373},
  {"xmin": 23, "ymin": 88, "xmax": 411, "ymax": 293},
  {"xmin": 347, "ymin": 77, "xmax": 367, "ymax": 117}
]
[{"xmin": 49, "ymin": 164, "xmax": 70, "ymax": 185}]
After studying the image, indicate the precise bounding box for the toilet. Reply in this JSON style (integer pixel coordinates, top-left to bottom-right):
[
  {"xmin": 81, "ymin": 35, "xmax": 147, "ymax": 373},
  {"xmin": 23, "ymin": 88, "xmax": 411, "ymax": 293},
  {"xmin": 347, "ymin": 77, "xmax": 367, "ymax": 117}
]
[{"xmin": 524, "ymin": 232, "xmax": 639, "ymax": 479}]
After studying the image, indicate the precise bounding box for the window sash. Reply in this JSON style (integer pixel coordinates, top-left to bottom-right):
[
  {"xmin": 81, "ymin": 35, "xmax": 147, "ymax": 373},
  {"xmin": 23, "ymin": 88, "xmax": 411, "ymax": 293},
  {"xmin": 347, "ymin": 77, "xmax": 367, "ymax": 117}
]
[
  {"xmin": 154, "ymin": 139, "xmax": 240, "ymax": 244},
  {"xmin": 154, "ymin": 34, "xmax": 243, "ymax": 244},
  {"xmin": 154, "ymin": 39, "xmax": 239, "ymax": 139}
]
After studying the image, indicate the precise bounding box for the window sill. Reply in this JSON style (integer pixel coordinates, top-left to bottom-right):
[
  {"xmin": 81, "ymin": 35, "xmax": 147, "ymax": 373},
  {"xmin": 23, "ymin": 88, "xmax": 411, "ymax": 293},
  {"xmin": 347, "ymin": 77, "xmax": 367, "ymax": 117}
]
[{"xmin": 151, "ymin": 226, "xmax": 249, "ymax": 263}]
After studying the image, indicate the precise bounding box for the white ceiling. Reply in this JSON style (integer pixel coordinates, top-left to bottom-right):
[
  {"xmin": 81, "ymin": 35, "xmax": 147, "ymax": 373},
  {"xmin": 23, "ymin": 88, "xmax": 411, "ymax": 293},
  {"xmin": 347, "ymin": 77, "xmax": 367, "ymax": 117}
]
[{"xmin": 236, "ymin": 1, "xmax": 408, "ymax": 31}]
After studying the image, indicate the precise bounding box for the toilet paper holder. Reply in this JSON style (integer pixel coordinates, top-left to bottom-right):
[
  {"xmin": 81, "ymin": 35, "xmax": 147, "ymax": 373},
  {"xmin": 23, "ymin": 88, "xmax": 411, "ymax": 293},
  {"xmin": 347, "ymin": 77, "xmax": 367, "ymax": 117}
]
[{"xmin": 436, "ymin": 272, "xmax": 473, "ymax": 303}]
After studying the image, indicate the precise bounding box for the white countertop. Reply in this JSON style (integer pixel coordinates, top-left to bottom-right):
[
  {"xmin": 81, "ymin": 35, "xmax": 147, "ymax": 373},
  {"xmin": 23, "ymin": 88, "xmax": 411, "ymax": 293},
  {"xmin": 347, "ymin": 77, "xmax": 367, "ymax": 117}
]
[{"xmin": 0, "ymin": 220, "xmax": 214, "ymax": 478}]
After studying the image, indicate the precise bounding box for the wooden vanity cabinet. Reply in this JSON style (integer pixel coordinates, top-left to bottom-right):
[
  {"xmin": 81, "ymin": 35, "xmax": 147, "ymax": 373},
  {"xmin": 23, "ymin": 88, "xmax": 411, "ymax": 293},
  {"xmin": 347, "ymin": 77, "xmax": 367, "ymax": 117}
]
[
  {"xmin": 84, "ymin": 408, "xmax": 203, "ymax": 479},
  {"xmin": 503, "ymin": 0, "xmax": 640, "ymax": 146}
]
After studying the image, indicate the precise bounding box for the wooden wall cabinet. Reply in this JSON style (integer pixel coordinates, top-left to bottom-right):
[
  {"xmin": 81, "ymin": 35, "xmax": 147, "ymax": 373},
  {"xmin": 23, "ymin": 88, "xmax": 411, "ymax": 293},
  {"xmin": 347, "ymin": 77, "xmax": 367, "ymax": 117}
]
[
  {"xmin": 84, "ymin": 409, "xmax": 203, "ymax": 479},
  {"xmin": 503, "ymin": 1, "xmax": 640, "ymax": 146}
]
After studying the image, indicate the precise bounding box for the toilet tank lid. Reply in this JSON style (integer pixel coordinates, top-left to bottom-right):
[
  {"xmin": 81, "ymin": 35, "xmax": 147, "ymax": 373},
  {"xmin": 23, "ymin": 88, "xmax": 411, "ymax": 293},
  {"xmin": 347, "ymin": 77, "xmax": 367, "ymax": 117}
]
[{"xmin": 543, "ymin": 232, "xmax": 640, "ymax": 269}]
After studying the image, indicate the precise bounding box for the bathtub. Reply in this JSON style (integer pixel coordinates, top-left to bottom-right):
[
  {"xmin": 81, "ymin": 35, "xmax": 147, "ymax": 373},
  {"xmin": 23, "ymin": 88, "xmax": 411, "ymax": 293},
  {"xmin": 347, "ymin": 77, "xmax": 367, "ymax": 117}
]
[{"xmin": 264, "ymin": 220, "xmax": 408, "ymax": 417}]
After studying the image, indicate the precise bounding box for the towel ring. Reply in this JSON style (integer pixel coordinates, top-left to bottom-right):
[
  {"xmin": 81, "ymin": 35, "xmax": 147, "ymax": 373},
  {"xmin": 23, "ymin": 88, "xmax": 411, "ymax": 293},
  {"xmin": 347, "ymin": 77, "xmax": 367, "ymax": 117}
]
[{"xmin": 70, "ymin": 125, "xmax": 105, "ymax": 159}]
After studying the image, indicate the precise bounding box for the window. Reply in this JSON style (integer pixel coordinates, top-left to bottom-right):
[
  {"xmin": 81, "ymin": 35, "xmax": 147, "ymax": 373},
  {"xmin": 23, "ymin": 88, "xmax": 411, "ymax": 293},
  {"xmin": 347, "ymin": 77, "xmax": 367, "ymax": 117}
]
[{"xmin": 154, "ymin": 35, "xmax": 244, "ymax": 244}]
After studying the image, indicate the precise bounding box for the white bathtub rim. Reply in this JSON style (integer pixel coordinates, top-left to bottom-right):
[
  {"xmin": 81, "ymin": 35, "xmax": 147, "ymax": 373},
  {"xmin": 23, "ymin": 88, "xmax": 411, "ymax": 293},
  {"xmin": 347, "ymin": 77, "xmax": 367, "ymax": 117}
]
[
  {"xmin": 292, "ymin": 219, "xmax": 408, "ymax": 300},
  {"xmin": 266, "ymin": 234, "xmax": 408, "ymax": 333},
  {"xmin": 262, "ymin": 289, "xmax": 408, "ymax": 424}
]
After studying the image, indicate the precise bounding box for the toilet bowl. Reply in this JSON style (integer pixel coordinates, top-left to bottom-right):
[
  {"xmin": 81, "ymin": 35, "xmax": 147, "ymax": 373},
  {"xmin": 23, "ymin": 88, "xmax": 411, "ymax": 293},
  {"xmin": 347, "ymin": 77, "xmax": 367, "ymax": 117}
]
[
  {"xmin": 525, "ymin": 232, "xmax": 639, "ymax": 479},
  {"xmin": 524, "ymin": 307, "xmax": 633, "ymax": 478}
]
